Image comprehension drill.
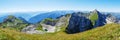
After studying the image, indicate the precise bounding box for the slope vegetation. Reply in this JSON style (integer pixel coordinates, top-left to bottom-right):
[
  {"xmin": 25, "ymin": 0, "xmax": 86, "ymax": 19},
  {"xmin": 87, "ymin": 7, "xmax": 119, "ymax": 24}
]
[{"xmin": 0, "ymin": 23, "xmax": 120, "ymax": 40}]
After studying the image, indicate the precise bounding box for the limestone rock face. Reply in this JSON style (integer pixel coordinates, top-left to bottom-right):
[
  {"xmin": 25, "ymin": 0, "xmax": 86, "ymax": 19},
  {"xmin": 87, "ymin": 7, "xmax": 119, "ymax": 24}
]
[
  {"xmin": 41, "ymin": 14, "xmax": 71, "ymax": 33},
  {"xmin": 22, "ymin": 25, "xmax": 44, "ymax": 34},
  {"xmin": 106, "ymin": 14, "xmax": 119, "ymax": 24},
  {"xmin": 66, "ymin": 10, "xmax": 110, "ymax": 34},
  {"xmin": 41, "ymin": 24, "xmax": 56, "ymax": 33},
  {"xmin": 66, "ymin": 12, "xmax": 93, "ymax": 34}
]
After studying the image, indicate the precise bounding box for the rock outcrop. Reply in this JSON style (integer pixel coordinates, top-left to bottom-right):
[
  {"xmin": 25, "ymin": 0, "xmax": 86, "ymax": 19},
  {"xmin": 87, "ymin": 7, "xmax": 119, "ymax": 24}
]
[
  {"xmin": 41, "ymin": 24, "xmax": 56, "ymax": 33},
  {"xmin": 106, "ymin": 14, "xmax": 119, "ymax": 24},
  {"xmin": 66, "ymin": 12, "xmax": 93, "ymax": 34},
  {"xmin": 0, "ymin": 15, "xmax": 28, "ymax": 31},
  {"xmin": 21, "ymin": 25, "xmax": 44, "ymax": 34},
  {"xmin": 40, "ymin": 14, "xmax": 71, "ymax": 33},
  {"xmin": 66, "ymin": 10, "xmax": 110, "ymax": 34}
]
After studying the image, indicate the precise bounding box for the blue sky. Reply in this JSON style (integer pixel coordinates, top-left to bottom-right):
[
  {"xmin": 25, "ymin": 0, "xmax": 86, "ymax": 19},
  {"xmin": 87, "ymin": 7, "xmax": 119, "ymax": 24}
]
[{"xmin": 0, "ymin": 0, "xmax": 120, "ymax": 13}]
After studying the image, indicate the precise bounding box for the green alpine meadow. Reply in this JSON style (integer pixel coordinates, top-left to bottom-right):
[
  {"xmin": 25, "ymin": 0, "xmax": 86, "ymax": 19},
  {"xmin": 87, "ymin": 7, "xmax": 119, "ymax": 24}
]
[{"xmin": 0, "ymin": 0, "xmax": 120, "ymax": 40}]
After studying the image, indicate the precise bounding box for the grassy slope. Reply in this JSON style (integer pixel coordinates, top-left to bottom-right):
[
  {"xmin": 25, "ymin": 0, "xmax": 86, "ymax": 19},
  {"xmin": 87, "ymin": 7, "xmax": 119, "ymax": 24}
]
[
  {"xmin": 0, "ymin": 23, "xmax": 120, "ymax": 40},
  {"xmin": 89, "ymin": 12, "xmax": 98, "ymax": 25}
]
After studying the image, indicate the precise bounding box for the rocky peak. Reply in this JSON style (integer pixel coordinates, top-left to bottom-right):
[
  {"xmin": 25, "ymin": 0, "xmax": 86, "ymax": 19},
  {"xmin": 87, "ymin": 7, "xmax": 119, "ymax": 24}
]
[
  {"xmin": 66, "ymin": 12, "xmax": 93, "ymax": 34},
  {"xmin": 90, "ymin": 9, "xmax": 101, "ymax": 16},
  {"xmin": 93, "ymin": 9, "xmax": 99, "ymax": 13},
  {"xmin": 91, "ymin": 9, "xmax": 101, "ymax": 16},
  {"xmin": 66, "ymin": 10, "xmax": 107, "ymax": 34}
]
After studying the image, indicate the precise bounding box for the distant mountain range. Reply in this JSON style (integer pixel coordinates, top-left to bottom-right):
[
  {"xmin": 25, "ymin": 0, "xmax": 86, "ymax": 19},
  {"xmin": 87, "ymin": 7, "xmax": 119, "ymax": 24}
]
[
  {"xmin": 28, "ymin": 11, "xmax": 74, "ymax": 23},
  {"xmin": 0, "ymin": 11, "xmax": 47, "ymax": 23},
  {"xmin": 0, "ymin": 10, "xmax": 74, "ymax": 23},
  {"xmin": 0, "ymin": 10, "xmax": 120, "ymax": 34},
  {"xmin": 0, "ymin": 10, "xmax": 120, "ymax": 24}
]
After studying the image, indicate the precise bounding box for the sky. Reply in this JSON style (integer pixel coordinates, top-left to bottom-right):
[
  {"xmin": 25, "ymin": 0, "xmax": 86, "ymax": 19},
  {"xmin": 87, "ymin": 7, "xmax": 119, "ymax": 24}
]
[{"xmin": 0, "ymin": 0, "xmax": 120, "ymax": 13}]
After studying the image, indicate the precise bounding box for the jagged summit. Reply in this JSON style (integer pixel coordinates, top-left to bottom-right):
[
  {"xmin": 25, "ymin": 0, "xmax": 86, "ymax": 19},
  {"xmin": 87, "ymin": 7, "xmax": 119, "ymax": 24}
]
[
  {"xmin": 66, "ymin": 12, "xmax": 93, "ymax": 34},
  {"xmin": 92, "ymin": 9, "xmax": 99, "ymax": 13},
  {"xmin": 93, "ymin": 9, "xmax": 98, "ymax": 12},
  {"xmin": 66, "ymin": 10, "xmax": 108, "ymax": 34}
]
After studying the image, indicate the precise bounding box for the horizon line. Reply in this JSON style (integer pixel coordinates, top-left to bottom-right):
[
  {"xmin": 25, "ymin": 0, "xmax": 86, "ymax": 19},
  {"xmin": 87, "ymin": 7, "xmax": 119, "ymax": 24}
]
[{"xmin": 0, "ymin": 9, "xmax": 120, "ymax": 13}]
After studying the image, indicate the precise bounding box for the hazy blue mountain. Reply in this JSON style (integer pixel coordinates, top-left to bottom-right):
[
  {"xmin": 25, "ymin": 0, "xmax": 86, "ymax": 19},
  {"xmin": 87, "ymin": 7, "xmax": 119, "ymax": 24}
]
[
  {"xmin": 0, "ymin": 16, "xmax": 8, "ymax": 23},
  {"xmin": 28, "ymin": 11, "xmax": 74, "ymax": 24},
  {"xmin": 0, "ymin": 10, "xmax": 119, "ymax": 24},
  {"xmin": 0, "ymin": 13, "xmax": 33, "ymax": 23},
  {"xmin": 111, "ymin": 13, "xmax": 120, "ymax": 19},
  {"xmin": 101, "ymin": 12, "xmax": 120, "ymax": 19},
  {"xmin": 18, "ymin": 17, "xmax": 29, "ymax": 23},
  {"xmin": 0, "ymin": 11, "xmax": 47, "ymax": 23}
]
